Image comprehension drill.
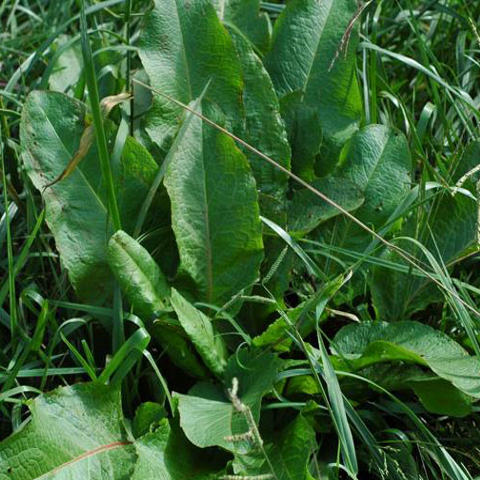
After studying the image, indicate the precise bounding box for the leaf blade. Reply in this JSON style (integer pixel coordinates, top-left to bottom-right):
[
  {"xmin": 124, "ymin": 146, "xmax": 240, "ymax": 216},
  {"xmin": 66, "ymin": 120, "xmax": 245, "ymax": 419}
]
[{"xmin": 164, "ymin": 102, "xmax": 264, "ymax": 307}]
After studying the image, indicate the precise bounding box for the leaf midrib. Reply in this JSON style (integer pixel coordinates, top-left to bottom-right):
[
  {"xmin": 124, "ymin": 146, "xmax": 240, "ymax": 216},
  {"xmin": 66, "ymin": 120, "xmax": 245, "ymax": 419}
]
[
  {"xmin": 36, "ymin": 441, "xmax": 132, "ymax": 480},
  {"xmin": 300, "ymin": 0, "xmax": 335, "ymax": 95},
  {"xmin": 361, "ymin": 133, "xmax": 396, "ymax": 194},
  {"xmin": 173, "ymin": 0, "xmax": 193, "ymax": 100},
  {"xmin": 199, "ymin": 128, "xmax": 214, "ymax": 302}
]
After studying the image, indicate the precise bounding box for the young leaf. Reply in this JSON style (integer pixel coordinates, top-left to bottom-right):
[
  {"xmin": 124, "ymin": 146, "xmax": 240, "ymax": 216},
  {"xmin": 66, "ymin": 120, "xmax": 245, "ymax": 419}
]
[
  {"xmin": 108, "ymin": 230, "xmax": 170, "ymax": 320},
  {"xmin": 170, "ymin": 288, "xmax": 227, "ymax": 378},
  {"xmin": 164, "ymin": 102, "xmax": 264, "ymax": 308},
  {"xmin": 138, "ymin": 0, "xmax": 244, "ymax": 153},
  {"xmin": 133, "ymin": 402, "xmax": 166, "ymax": 438},
  {"xmin": 265, "ymin": 0, "xmax": 362, "ymax": 172}
]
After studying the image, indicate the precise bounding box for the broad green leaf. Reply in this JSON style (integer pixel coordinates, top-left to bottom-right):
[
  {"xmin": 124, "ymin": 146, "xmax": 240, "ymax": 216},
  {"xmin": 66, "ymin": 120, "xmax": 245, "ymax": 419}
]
[
  {"xmin": 21, "ymin": 91, "xmax": 161, "ymax": 303},
  {"xmin": 0, "ymin": 384, "xmax": 136, "ymax": 479},
  {"xmin": 108, "ymin": 227, "xmax": 207, "ymax": 380},
  {"xmin": 233, "ymin": 414, "xmax": 316, "ymax": 480},
  {"xmin": 175, "ymin": 351, "xmax": 279, "ymax": 451},
  {"xmin": 138, "ymin": 0, "xmax": 244, "ymax": 154},
  {"xmin": 0, "ymin": 384, "xmax": 218, "ymax": 480},
  {"xmin": 164, "ymin": 103, "xmax": 264, "ymax": 307},
  {"xmin": 21, "ymin": 91, "xmax": 110, "ymax": 302},
  {"xmin": 260, "ymin": 416, "xmax": 317, "ymax": 480},
  {"xmin": 170, "ymin": 288, "xmax": 227, "ymax": 377},
  {"xmin": 176, "ymin": 382, "xmax": 238, "ymax": 451},
  {"xmin": 131, "ymin": 419, "xmax": 217, "ymax": 480},
  {"xmin": 108, "ymin": 230, "xmax": 169, "ymax": 320},
  {"xmin": 332, "ymin": 321, "xmax": 480, "ymax": 398},
  {"xmin": 410, "ymin": 378, "xmax": 472, "ymax": 418},
  {"xmin": 215, "ymin": 0, "xmax": 271, "ymax": 53},
  {"xmin": 337, "ymin": 125, "xmax": 412, "ymax": 226},
  {"xmin": 228, "ymin": 27, "xmax": 291, "ymax": 198},
  {"xmin": 265, "ymin": 0, "xmax": 362, "ymax": 172},
  {"xmin": 288, "ymin": 177, "xmax": 364, "ymax": 235},
  {"xmin": 339, "ymin": 363, "xmax": 473, "ymax": 418}
]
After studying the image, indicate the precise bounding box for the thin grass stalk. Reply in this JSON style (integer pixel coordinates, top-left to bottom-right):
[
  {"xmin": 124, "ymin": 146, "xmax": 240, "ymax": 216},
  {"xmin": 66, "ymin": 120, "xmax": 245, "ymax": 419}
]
[
  {"xmin": 275, "ymin": 304, "xmax": 358, "ymax": 479},
  {"xmin": 124, "ymin": 0, "xmax": 134, "ymax": 136},
  {"xmin": 80, "ymin": 0, "xmax": 121, "ymax": 232},
  {"xmin": 112, "ymin": 284, "xmax": 125, "ymax": 353},
  {"xmin": 0, "ymin": 132, "xmax": 17, "ymax": 344}
]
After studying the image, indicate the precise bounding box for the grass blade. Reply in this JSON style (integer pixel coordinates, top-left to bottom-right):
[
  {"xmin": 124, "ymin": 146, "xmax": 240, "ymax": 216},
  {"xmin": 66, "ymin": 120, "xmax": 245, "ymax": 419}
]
[{"xmin": 79, "ymin": 0, "xmax": 121, "ymax": 232}]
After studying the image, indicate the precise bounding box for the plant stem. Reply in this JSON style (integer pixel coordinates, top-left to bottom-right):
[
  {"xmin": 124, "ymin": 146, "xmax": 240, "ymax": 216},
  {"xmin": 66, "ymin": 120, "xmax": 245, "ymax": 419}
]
[
  {"xmin": 124, "ymin": 0, "xmax": 134, "ymax": 136},
  {"xmin": 0, "ymin": 135, "xmax": 17, "ymax": 343},
  {"xmin": 80, "ymin": 0, "xmax": 121, "ymax": 232}
]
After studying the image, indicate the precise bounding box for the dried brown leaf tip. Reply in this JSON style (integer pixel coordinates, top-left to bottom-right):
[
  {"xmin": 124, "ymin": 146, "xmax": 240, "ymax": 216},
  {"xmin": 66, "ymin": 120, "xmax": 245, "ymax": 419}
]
[
  {"xmin": 43, "ymin": 92, "xmax": 132, "ymax": 192},
  {"xmin": 100, "ymin": 92, "xmax": 132, "ymax": 117}
]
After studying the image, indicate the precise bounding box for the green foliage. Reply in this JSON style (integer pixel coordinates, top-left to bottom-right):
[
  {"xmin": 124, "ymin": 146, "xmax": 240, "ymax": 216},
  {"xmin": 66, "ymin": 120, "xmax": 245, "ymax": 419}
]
[
  {"xmin": 170, "ymin": 288, "xmax": 228, "ymax": 377},
  {"xmin": 20, "ymin": 92, "xmax": 159, "ymax": 303},
  {"xmin": 175, "ymin": 351, "xmax": 279, "ymax": 451},
  {"xmin": 215, "ymin": 0, "xmax": 271, "ymax": 53},
  {"xmin": 337, "ymin": 125, "xmax": 412, "ymax": 226},
  {"xmin": 0, "ymin": 383, "xmax": 216, "ymax": 480},
  {"xmin": 332, "ymin": 321, "xmax": 480, "ymax": 414},
  {"xmin": 138, "ymin": 0, "xmax": 244, "ymax": 154},
  {"xmin": 228, "ymin": 26, "xmax": 291, "ymax": 198},
  {"xmin": 265, "ymin": 0, "xmax": 362, "ymax": 175},
  {"xmin": 288, "ymin": 177, "xmax": 364, "ymax": 235},
  {"xmin": 2, "ymin": 0, "xmax": 480, "ymax": 478},
  {"xmin": 163, "ymin": 102, "xmax": 264, "ymax": 307},
  {"xmin": 233, "ymin": 414, "xmax": 316, "ymax": 480},
  {"xmin": 0, "ymin": 383, "xmax": 136, "ymax": 480},
  {"xmin": 108, "ymin": 230, "xmax": 170, "ymax": 319}
]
